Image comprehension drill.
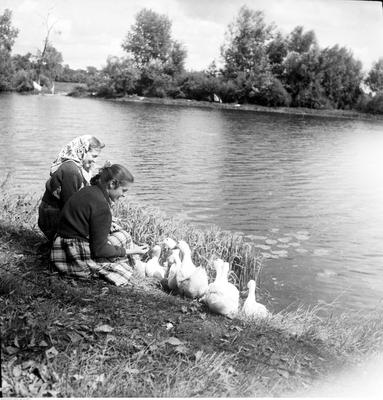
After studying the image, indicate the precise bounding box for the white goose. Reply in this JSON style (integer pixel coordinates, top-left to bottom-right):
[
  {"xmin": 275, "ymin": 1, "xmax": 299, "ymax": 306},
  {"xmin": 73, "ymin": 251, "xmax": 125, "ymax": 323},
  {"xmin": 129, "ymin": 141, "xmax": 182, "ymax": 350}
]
[
  {"xmin": 163, "ymin": 237, "xmax": 177, "ymax": 251},
  {"xmin": 131, "ymin": 255, "xmax": 146, "ymax": 278},
  {"xmin": 176, "ymin": 240, "xmax": 208, "ymax": 298},
  {"xmin": 200, "ymin": 258, "xmax": 224, "ymax": 306},
  {"xmin": 167, "ymin": 248, "xmax": 182, "ymax": 291},
  {"xmin": 202, "ymin": 259, "xmax": 239, "ymax": 318},
  {"xmin": 242, "ymin": 280, "xmax": 270, "ymax": 319},
  {"xmin": 162, "ymin": 237, "xmax": 181, "ymax": 290},
  {"xmin": 145, "ymin": 245, "xmax": 166, "ymax": 280}
]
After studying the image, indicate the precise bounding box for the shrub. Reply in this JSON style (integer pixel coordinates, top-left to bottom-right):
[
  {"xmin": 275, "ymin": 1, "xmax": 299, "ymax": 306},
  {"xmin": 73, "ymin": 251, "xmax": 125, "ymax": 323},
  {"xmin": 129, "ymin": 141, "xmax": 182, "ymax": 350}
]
[
  {"xmin": 354, "ymin": 93, "xmax": 372, "ymax": 113},
  {"xmin": 215, "ymin": 79, "xmax": 240, "ymax": 103},
  {"xmin": 12, "ymin": 69, "xmax": 33, "ymax": 92},
  {"xmin": 291, "ymin": 81, "xmax": 332, "ymax": 109},
  {"xmin": 178, "ymin": 71, "xmax": 217, "ymax": 101},
  {"xmin": 95, "ymin": 83, "xmax": 116, "ymax": 98},
  {"xmin": 145, "ymin": 73, "xmax": 174, "ymax": 98},
  {"xmin": 167, "ymin": 86, "xmax": 186, "ymax": 99},
  {"xmin": 262, "ymin": 78, "xmax": 292, "ymax": 107},
  {"xmin": 67, "ymin": 85, "xmax": 89, "ymax": 97},
  {"xmin": 86, "ymin": 75, "xmax": 117, "ymax": 98},
  {"xmin": 365, "ymin": 92, "xmax": 383, "ymax": 114}
]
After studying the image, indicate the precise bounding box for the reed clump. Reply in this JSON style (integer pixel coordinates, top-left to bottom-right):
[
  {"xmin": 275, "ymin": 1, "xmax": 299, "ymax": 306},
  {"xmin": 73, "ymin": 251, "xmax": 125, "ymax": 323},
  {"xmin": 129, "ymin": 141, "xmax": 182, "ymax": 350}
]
[{"xmin": 114, "ymin": 200, "xmax": 263, "ymax": 291}]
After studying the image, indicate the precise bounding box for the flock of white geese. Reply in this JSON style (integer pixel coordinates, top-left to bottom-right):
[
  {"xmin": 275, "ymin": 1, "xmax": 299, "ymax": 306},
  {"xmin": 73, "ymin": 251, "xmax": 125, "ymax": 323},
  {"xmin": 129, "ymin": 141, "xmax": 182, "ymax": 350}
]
[{"xmin": 133, "ymin": 237, "xmax": 270, "ymax": 320}]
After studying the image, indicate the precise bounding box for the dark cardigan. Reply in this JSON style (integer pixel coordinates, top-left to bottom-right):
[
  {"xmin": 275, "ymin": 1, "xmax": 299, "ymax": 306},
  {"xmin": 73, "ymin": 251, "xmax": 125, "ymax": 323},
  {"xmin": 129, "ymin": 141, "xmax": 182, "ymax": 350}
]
[
  {"xmin": 57, "ymin": 184, "xmax": 126, "ymax": 259},
  {"xmin": 42, "ymin": 161, "xmax": 87, "ymax": 209}
]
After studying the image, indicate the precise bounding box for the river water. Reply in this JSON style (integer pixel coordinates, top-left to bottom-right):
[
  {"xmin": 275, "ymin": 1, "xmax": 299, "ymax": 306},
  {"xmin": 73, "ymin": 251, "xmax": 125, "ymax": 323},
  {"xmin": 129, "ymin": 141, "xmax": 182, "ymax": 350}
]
[{"xmin": 1, "ymin": 92, "xmax": 383, "ymax": 313}]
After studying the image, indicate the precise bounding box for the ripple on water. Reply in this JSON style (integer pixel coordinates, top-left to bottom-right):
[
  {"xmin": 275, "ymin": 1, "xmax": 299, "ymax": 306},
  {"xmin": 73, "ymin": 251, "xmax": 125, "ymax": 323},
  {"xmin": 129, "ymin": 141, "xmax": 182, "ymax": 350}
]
[
  {"xmin": 255, "ymin": 244, "xmax": 271, "ymax": 250},
  {"xmin": 313, "ymin": 248, "xmax": 330, "ymax": 256},
  {"xmin": 295, "ymin": 248, "xmax": 309, "ymax": 254},
  {"xmin": 246, "ymin": 235, "xmax": 268, "ymax": 241},
  {"xmin": 261, "ymin": 252, "xmax": 274, "ymax": 259},
  {"xmin": 316, "ymin": 269, "xmax": 338, "ymax": 279},
  {"xmin": 297, "ymin": 230, "xmax": 310, "ymax": 235},
  {"xmin": 294, "ymin": 234, "xmax": 310, "ymax": 241},
  {"xmin": 271, "ymin": 250, "xmax": 289, "ymax": 258},
  {"xmin": 278, "ymin": 237, "xmax": 292, "ymax": 243}
]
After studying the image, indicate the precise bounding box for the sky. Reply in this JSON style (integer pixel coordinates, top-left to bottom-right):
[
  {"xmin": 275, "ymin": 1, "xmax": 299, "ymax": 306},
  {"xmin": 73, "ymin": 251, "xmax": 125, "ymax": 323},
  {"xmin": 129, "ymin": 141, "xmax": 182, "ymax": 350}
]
[{"xmin": 2, "ymin": 0, "xmax": 383, "ymax": 72}]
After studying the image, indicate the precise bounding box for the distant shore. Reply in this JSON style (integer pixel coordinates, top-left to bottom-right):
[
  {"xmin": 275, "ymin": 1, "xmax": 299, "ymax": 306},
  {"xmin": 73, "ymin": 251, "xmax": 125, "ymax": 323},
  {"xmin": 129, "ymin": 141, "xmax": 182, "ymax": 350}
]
[
  {"xmin": 51, "ymin": 81, "xmax": 383, "ymax": 121},
  {"xmin": 108, "ymin": 94, "xmax": 382, "ymax": 121}
]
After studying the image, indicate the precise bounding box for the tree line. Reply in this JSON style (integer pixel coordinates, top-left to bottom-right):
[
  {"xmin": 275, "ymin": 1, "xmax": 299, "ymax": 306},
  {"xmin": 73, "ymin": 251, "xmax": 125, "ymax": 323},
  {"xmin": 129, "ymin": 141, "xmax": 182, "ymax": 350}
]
[{"xmin": 1, "ymin": 6, "xmax": 383, "ymax": 114}]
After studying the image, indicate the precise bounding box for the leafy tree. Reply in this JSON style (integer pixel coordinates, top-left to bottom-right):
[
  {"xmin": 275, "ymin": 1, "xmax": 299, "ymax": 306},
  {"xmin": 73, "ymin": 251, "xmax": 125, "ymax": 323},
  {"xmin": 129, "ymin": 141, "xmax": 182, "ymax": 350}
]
[
  {"xmin": 83, "ymin": 66, "xmax": 104, "ymax": 92},
  {"xmin": 365, "ymin": 58, "xmax": 383, "ymax": 93},
  {"xmin": 220, "ymin": 6, "xmax": 277, "ymax": 104},
  {"xmin": 122, "ymin": 8, "xmax": 186, "ymax": 73},
  {"xmin": 320, "ymin": 45, "xmax": 363, "ymax": 108},
  {"xmin": 12, "ymin": 52, "xmax": 34, "ymax": 72},
  {"xmin": 221, "ymin": 6, "xmax": 273, "ymax": 77},
  {"xmin": 12, "ymin": 69, "xmax": 34, "ymax": 92},
  {"xmin": 36, "ymin": 44, "xmax": 63, "ymax": 82},
  {"xmin": 86, "ymin": 66, "xmax": 99, "ymax": 76},
  {"xmin": 0, "ymin": 9, "xmax": 18, "ymax": 52},
  {"xmin": 287, "ymin": 26, "xmax": 317, "ymax": 54},
  {"xmin": 266, "ymin": 31, "xmax": 288, "ymax": 78},
  {"xmin": 57, "ymin": 64, "xmax": 88, "ymax": 83},
  {"xmin": 365, "ymin": 92, "xmax": 383, "ymax": 114},
  {"xmin": 102, "ymin": 56, "xmax": 140, "ymax": 95},
  {"xmin": 11, "ymin": 53, "xmax": 35, "ymax": 92},
  {"xmin": 205, "ymin": 60, "xmax": 220, "ymax": 77},
  {"xmin": 163, "ymin": 40, "xmax": 187, "ymax": 76},
  {"xmin": 281, "ymin": 26, "xmax": 325, "ymax": 108},
  {"xmin": 282, "ymin": 49, "xmax": 327, "ymax": 108},
  {"xmin": 0, "ymin": 9, "xmax": 19, "ymax": 91},
  {"xmin": 137, "ymin": 59, "xmax": 176, "ymax": 97}
]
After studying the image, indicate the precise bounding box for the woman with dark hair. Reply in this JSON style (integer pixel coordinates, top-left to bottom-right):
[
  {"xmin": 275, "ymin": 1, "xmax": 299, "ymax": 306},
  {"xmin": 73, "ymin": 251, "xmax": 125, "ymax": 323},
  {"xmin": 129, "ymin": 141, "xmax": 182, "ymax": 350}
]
[
  {"xmin": 50, "ymin": 164, "xmax": 149, "ymax": 285},
  {"xmin": 38, "ymin": 135, "xmax": 105, "ymax": 242}
]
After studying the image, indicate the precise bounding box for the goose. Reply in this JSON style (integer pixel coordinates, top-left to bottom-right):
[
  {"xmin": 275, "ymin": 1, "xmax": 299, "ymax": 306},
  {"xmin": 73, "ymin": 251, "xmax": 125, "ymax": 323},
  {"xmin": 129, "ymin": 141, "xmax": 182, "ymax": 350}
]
[
  {"xmin": 202, "ymin": 259, "xmax": 239, "ymax": 318},
  {"xmin": 131, "ymin": 255, "xmax": 146, "ymax": 278},
  {"xmin": 161, "ymin": 237, "xmax": 182, "ymax": 291},
  {"xmin": 242, "ymin": 280, "xmax": 269, "ymax": 319},
  {"xmin": 176, "ymin": 240, "xmax": 208, "ymax": 298},
  {"xmin": 175, "ymin": 240, "xmax": 196, "ymax": 289},
  {"xmin": 163, "ymin": 237, "xmax": 177, "ymax": 251},
  {"xmin": 200, "ymin": 258, "xmax": 224, "ymax": 304},
  {"xmin": 220, "ymin": 261, "xmax": 240, "ymax": 317},
  {"xmin": 145, "ymin": 245, "xmax": 166, "ymax": 280},
  {"xmin": 167, "ymin": 248, "xmax": 182, "ymax": 291}
]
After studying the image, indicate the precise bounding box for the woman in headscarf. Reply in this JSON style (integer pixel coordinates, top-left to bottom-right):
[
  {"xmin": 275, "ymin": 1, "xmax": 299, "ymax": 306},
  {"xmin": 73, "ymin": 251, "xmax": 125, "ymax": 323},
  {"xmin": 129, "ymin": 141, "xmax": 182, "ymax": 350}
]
[
  {"xmin": 38, "ymin": 135, "xmax": 105, "ymax": 243},
  {"xmin": 51, "ymin": 164, "xmax": 149, "ymax": 285}
]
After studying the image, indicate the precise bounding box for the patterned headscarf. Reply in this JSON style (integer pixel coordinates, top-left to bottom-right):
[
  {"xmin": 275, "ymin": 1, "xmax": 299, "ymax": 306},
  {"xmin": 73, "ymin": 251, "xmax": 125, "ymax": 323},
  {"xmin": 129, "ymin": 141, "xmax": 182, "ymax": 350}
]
[{"xmin": 50, "ymin": 135, "xmax": 94, "ymax": 183}]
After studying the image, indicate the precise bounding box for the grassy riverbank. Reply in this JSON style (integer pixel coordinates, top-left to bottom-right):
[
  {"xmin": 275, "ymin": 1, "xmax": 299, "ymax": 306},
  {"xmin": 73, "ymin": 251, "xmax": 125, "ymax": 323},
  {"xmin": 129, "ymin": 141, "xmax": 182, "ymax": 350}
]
[
  {"xmin": 1, "ymin": 190, "xmax": 383, "ymax": 397},
  {"xmin": 112, "ymin": 94, "xmax": 380, "ymax": 120},
  {"xmin": 66, "ymin": 84, "xmax": 383, "ymax": 121}
]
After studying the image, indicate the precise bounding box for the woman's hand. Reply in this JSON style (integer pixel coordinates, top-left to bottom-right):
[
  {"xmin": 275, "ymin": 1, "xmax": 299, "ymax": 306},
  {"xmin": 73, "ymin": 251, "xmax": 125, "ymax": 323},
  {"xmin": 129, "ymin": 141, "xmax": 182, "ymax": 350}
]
[
  {"xmin": 132, "ymin": 244, "xmax": 150, "ymax": 255},
  {"xmin": 110, "ymin": 221, "xmax": 123, "ymax": 233}
]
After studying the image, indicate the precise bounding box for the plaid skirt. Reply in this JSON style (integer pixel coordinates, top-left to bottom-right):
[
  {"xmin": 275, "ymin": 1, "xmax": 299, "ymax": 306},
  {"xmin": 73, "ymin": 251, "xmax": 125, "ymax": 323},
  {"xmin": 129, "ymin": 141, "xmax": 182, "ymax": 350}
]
[{"xmin": 50, "ymin": 230, "xmax": 134, "ymax": 286}]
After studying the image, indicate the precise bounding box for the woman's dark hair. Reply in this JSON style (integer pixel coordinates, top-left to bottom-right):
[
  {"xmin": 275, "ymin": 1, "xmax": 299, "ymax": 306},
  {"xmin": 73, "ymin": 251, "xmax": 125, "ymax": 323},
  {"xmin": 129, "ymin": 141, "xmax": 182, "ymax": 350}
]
[
  {"xmin": 89, "ymin": 136, "xmax": 105, "ymax": 151},
  {"xmin": 90, "ymin": 164, "xmax": 134, "ymax": 186}
]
